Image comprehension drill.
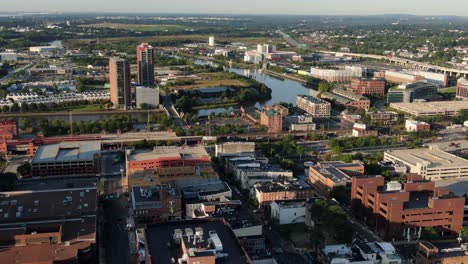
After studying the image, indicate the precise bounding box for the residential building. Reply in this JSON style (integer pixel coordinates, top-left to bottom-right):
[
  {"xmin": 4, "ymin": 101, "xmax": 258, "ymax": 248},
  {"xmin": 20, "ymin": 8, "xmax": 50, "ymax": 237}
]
[
  {"xmin": 405, "ymin": 119, "xmax": 430, "ymax": 132},
  {"xmin": 319, "ymin": 240, "xmax": 401, "ymax": 264},
  {"xmin": 309, "ymin": 161, "xmax": 365, "ymax": 196},
  {"xmin": 350, "ymin": 78, "xmax": 386, "ymax": 96},
  {"xmin": 260, "ymin": 104, "xmax": 288, "ymax": 133},
  {"xmin": 136, "ymin": 86, "xmax": 159, "ymax": 108},
  {"xmin": 322, "ymin": 88, "xmax": 371, "ymax": 110},
  {"xmin": 390, "ymin": 100, "xmax": 468, "ymax": 117},
  {"xmin": 109, "ymin": 57, "xmax": 131, "ymax": 109},
  {"xmin": 270, "ymin": 199, "xmax": 307, "ymax": 225},
  {"xmin": 387, "ymin": 82, "xmax": 438, "ymax": 103},
  {"xmin": 137, "ymin": 43, "xmax": 155, "ymax": 87},
  {"xmin": 254, "ymin": 181, "xmax": 316, "ymax": 207},
  {"xmin": 457, "ymin": 77, "xmax": 468, "ymax": 99},
  {"xmin": 384, "ymin": 70, "xmax": 448, "ymax": 87},
  {"xmin": 297, "ymin": 95, "xmax": 331, "ymax": 117},
  {"xmin": 0, "ymin": 187, "xmax": 97, "ymax": 264},
  {"xmin": 416, "ymin": 241, "xmax": 468, "ymax": 264},
  {"xmin": 351, "ymin": 175, "xmax": 465, "ymax": 240},
  {"xmin": 31, "ymin": 141, "xmax": 101, "ymax": 177},
  {"xmin": 367, "ymin": 111, "xmax": 399, "ymax": 125},
  {"xmin": 131, "ymin": 185, "xmax": 182, "ymax": 225},
  {"xmin": 384, "ymin": 148, "xmax": 468, "ymax": 180},
  {"xmin": 284, "ymin": 115, "xmax": 316, "ymax": 132},
  {"xmin": 310, "ymin": 66, "xmax": 365, "ymax": 82}
]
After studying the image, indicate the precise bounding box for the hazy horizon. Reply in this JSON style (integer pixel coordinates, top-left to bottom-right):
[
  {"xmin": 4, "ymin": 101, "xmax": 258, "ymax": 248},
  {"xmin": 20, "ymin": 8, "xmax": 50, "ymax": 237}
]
[{"xmin": 3, "ymin": 0, "xmax": 468, "ymax": 16}]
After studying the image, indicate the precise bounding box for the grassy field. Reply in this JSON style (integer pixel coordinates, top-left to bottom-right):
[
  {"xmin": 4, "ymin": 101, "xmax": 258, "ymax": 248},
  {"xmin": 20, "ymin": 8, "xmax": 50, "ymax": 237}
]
[
  {"xmin": 59, "ymin": 104, "xmax": 104, "ymax": 112},
  {"xmin": 80, "ymin": 23, "xmax": 186, "ymax": 32},
  {"xmin": 438, "ymin": 87, "xmax": 457, "ymax": 93}
]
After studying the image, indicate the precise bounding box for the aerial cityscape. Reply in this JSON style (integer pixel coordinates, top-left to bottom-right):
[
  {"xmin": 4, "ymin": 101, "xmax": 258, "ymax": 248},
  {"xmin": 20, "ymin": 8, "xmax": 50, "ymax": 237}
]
[{"xmin": 0, "ymin": 1, "xmax": 468, "ymax": 264}]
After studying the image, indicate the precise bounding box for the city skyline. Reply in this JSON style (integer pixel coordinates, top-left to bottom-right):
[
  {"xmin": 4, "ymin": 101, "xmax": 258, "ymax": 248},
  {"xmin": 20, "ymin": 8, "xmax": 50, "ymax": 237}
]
[{"xmin": 3, "ymin": 0, "xmax": 468, "ymax": 16}]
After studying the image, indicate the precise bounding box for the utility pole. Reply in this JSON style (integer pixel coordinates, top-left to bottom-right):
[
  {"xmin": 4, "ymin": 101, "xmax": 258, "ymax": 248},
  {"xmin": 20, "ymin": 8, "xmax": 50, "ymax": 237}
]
[{"xmin": 69, "ymin": 111, "xmax": 73, "ymax": 136}]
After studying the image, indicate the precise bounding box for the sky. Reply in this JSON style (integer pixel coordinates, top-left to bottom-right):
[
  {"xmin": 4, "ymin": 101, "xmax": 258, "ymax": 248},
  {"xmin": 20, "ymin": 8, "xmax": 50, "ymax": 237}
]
[{"xmin": 3, "ymin": 0, "xmax": 468, "ymax": 16}]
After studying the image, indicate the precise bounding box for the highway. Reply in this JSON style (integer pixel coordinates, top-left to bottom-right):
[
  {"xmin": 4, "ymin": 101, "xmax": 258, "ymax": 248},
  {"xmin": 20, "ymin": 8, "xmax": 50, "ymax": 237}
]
[{"xmin": 0, "ymin": 62, "xmax": 33, "ymax": 84}]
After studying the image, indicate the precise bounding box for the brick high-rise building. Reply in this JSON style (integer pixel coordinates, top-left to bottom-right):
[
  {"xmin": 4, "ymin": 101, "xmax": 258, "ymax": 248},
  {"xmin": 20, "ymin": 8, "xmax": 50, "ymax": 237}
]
[
  {"xmin": 457, "ymin": 77, "xmax": 468, "ymax": 99},
  {"xmin": 351, "ymin": 174, "xmax": 465, "ymax": 240},
  {"xmin": 109, "ymin": 57, "xmax": 131, "ymax": 109},
  {"xmin": 137, "ymin": 43, "xmax": 155, "ymax": 87},
  {"xmin": 349, "ymin": 78, "xmax": 386, "ymax": 96}
]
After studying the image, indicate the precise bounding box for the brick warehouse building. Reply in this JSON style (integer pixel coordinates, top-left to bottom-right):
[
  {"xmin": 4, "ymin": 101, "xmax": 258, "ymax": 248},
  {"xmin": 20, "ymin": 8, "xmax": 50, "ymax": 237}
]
[
  {"xmin": 351, "ymin": 174, "xmax": 465, "ymax": 241},
  {"xmin": 349, "ymin": 78, "xmax": 386, "ymax": 96}
]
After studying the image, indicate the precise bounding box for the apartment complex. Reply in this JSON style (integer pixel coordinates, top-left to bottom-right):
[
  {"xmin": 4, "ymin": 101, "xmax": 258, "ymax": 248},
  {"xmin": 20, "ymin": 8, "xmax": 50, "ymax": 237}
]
[
  {"xmin": 351, "ymin": 175, "xmax": 465, "ymax": 240},
  {"xmin": 457, "ymin": 77, "xmax": 468, "ymax": 99},
  {"xmin": 310, "ymin": 66, "xmax": 364, "ymax": 82},
  {"xmin": 322, "ymin": 88, "xmax": 371, "ymax": 110},
  {"xmin": 387, "ymin": 82, "xmax": 438, "ymax": 103},
  {"xmin": 137, "ymin": 43, "xmax": 155, "ymax": 87},
  {"xmin": 254, "ymin": 181, "xmax": 316, "ymax": 207},
  {"xmin": 260, "ymin": 104, "xmax": 289, "ymax": 134},
  {"xmin": 297, "ymin": 95, "xmax": 331, "ymax": 117},
  {"xmin": 109, "ymin": 57, "xmax": 131, "ymax": 109},
  {"xmin": 383, "ymin": 148, "xmax": 468, "ymax": 180},
  {"xmin": 349, "ymin": 78, "xmax": 386, "ymax": 96},
  {"xmin": 390, "ymin": 100, "xmax": 468, "ymax": 117},
  {"xmin": 31, "ymin": 141, "xmax": 101, "ymax": 177}
]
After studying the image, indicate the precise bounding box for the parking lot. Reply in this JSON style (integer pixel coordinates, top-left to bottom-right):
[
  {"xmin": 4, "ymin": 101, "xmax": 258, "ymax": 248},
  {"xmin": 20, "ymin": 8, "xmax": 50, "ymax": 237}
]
[{"xmin": 101, "ymin": 152, "xmax": 125, "ymax": 177}]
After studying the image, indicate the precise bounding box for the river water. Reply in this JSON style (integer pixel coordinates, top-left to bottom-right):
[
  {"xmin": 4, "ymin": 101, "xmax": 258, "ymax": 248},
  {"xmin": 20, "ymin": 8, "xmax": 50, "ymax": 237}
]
[{"xmin": 194, "ymin": 60, "xmax": 318, "ymax": 116}]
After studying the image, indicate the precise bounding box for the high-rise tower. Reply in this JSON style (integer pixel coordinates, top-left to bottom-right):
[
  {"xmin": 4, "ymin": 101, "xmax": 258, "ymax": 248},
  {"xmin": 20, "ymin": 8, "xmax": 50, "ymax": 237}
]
[
  {"xmin": 109, "ymin": 57, "xmax": 131, "ymax": 109},
  {"xmin": 137, "ymin": 43, "xmax": 155, "ymax": 87}
]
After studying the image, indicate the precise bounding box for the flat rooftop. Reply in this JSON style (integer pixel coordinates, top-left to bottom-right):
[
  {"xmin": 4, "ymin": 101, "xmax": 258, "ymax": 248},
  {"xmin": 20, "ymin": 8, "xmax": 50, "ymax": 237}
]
[
  {"xmin": 255, "ymin": 181, "xmax": 314, "ymax": 193},
  {"xmin": 312, "ymin": 165, "xmax": 351, "ymax": 183},
  {"xmin": 390, "ymin": 101, "xmax": 468, "ymax": 115},
  {"xmin": 32, "ymin": 141, "xmax": 101, "ymax": 164},
  {"xmin": 128, "ymin": 145, "xmax": 209, "ymax": 162},
  {"xmin": 405, "ymin": 191, "xmax": 431, "ymax": 209},
  {"xmin": 146, "ymin": 220, "xmax": 248, "ymax": 264},
  {"xmin": 272, "ymin": 199, "xmax": 307, "ymax": 208},
  {"xmin": 427, "ymin": 140, "xmax": 468, "ymax": 152},
  {"xmin": 181, "ymin": 182, "xmax": 230, "ymax": 198},
  {"xmin": 298, "ymin": 95, "xmax": 330, "ymax": 105},
  {"xmin": 385, "ymin": 148, "xmax": 468, "ymax": 169}
]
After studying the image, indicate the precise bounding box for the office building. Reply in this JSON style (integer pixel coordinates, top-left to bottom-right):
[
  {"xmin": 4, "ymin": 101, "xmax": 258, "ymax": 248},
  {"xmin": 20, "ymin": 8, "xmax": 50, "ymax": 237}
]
[
  {"xmin": 31, "ymin": 141, "xmax": 101, "ymax": 177},
  {"xmin": 254, "ymin": 181, "xmax": 316, "ymax": 207},
  {"xmin": 309, "ymin": 161, "xmax": 365, "ymax": 196},
  {"xmin": 136, "ymin": 86, "xmax": 159, "ymax": 108},
  {"xmin": 322, "ymin": 88, "xmax": 371, "ymax": 110},
  {"xmin": 405, "ymin": 119, "xmax": 430, "ymax": 132},
  {"xmin": 417, "ymin": 241, "xmax": 468, "ymax": 264},
  {"xmin": 350, "ymin": 78, "xmax": 386, "ymax": 96},
  {"xmin": 270, "ymin": 199, "xmax": 307, "ymax": 225},
  {"xmin": 351, "ymin": 174, "xmax": 465, "ymax": 240},
  {"xmin": 457, "ymin": 77, "xmax": 468, "ymax": 99},
  {"xmin": 109, "ymin": 57, "xmax": 131, "ymax": 109},
  {"xmin": 319, "ymin": 240, "xmax": 401, "ymax": 264},
  {"xmin": 297, "ymin": 95, "xmax": 331, "ymax": 117},
  {"xmin": 387, "ymin": 82, "xmax": 438, "ymax": 103},
  {"xmin": 131, "ymin": 185, "xmax": 182, "ymax": 225},
  {"xmin": 209, "ymin": 36, "xmax": 215, "ymax": 47},
  {"xmin": 383, "ymin": 148, "xmax": 468, "ymax": 180},
  {"xmin": 137, "ymin": 43, "xmax": 155, "ymax": 87},
  {"xmin": 390, "ymin": 100, "xmax": 468, "ymax": 117},
  {"xmin": 0, "ymin": 187, "xmax": 97, "ymax": 263}
]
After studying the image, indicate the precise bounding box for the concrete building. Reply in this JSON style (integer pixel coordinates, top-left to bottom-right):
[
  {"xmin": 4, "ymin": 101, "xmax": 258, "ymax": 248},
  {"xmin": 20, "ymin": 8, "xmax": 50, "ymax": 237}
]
[
  {"xmin": 387, "ymin": 82, "xmax": 438, "ymax": 103},
  {"xmin": 284, "ymin": 115, "xmax": 316, "ymax": 132},
  {"xmin": 309, "ymin": 161, "xmax": 365, "ymax": 196},
  {"xmin": 323, "ymin": 88, "xmax": 371, "ymax": 110},
  {"xmin": 244, "ymin": 51, "xmax": 263, "ymax": 64},
  {"xmin": 0, "ymin": 52, "xmax": 17, "ymax": 61},
  {"xmin": 352, "ymin": 123, "xmax": 379, "ymax": 137},
  {"xmin": 457, "ymin": 77, "xmax": 468, "ymax": 99},
  {"xmin": 0, "ymin": 187, "xmax": 97, "ymax": 264},
  {"xmin": 351, "ymin": 174, "xmax": 465, "ymax": 240},
  {"xmin": 270, "ymin": 199, "xmax": 307, "ymax": 225},
  {"xmin": 416, "ymin": 241, "xmax": 468, "ymax": 264},
  {"xmin": 297, "ymin": 95, "xmax": 331, "ymax": 117},
  {"xmin": 254, "ymin": 181, "xmax": 316, "ymax": 207},
  {"xmin": 390, "ymin": 100, "xmax": 468, "ymax": 117},
  {"xmin": 136, "ymin": 86, "xmax": 159, "ymax": 108},
  {"xmin": 209, "ymin": 36, "xmax": 215, "ymax": 47},
  {"xmin": 383, "ymin": 148, "xmax": 468, "ymax": 180},
  {"xmin": 310, "ymin": 66, "xmax": 365, "ymax": 82},
  {"xmin": 31, "ymin": 141, "xmax": 101, "ymax": 177},
  {"xmin": 29, "ymin": 45, "xmax": 62, "ymax": 53},
  {"xmin": 367, "ymin": 111, "xmax": 399, "ymax": 126},
  {"xmin": 384, "ymin": 70, "xmax": 448, "ymax": 87},
  {"xmin": 319, "ymin": 240, "xmax": 401, "ymax": 264},
  {"xmin": 215, "ymin": 142, "xmax": 255, "ymax": 158},
  {"xmin": 137, "ymin": 43, "xmax": 155, "ymax": 87},
  {"xmin": 109, "ymin": 57, "xmax": 131, "ymax": 109},
  {"xmin": 405, "ymin": 119, "xmax": 430, "ymax": 132},
  {"xmin": 349, "ymin": 78, "xmax": 386, "ymax": 96},
  {"xmin": 131, "ymin": 185, "xmax": 182, "ymax": 225}
]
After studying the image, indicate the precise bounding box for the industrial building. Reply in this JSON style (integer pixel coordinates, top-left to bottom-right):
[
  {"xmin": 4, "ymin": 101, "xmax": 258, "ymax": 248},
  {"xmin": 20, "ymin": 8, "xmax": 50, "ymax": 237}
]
[
  {"xmin": 351, "ymin": 174, "xmax": 465, "ymax": 240},
  {"xmin": 384, "ymin": 70, "xmax": 448, "ymax": 87},
  {"xmin": 387, "ymin": 82, "xmax": 438, "ymax": 103},
  {"xmin": 383, "ymin": 148, "xmax": 468, "ymax": 180},
  {"xmin": 31, "ymin": 141, "xmax": 101, "ymax": 177},
  {"xmin": 322, "ymin": 88, "xmax": 371, "ymax": 110},
  {"xmin": 297, "ymin": 95, "xmax": 331, "ymax": 117}
]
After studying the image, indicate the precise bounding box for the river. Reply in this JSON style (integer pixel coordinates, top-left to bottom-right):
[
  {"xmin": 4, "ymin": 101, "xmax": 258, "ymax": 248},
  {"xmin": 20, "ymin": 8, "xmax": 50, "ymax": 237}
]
[{"xmin": 194, "ymin": 60, "xmax": 318, "ymax": 116}]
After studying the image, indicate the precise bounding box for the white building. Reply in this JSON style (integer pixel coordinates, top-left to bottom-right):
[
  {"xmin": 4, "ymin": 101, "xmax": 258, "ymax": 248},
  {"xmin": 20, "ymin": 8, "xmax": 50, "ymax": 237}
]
[
  {"xmin": 321, "ymin": 241, "xmax": 401, "ymax": 264},
  {"xmin": 29, "ymin": 46, "xmax": 62, "ymax": 53},
  {"xmin": 136, "ymin": 86, "xmax": 159, "ymax": 108},
  {"xmin": 310, "ymin": 66, "xmax": 365, "ymax": 82},
  {"xmin": 0, "ymin": 53, "xmax": 17, "ymax": 61},
  {"xmin": 208, "ymin": 36, "xmax": 215, "ymax": 47},
  {"xmin": 270, "ymin": 199, "xmax": 307, "ymax": 225},
  {"xmin": 244, "ymin": 51, "xmax": 263, "ymax": 64}
]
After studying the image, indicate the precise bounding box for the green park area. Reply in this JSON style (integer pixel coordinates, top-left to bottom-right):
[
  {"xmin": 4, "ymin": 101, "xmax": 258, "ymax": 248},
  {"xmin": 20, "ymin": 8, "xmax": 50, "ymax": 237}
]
[{"xmin": 80, "ymin": 23, "xmax": 186, "ymax": 32}]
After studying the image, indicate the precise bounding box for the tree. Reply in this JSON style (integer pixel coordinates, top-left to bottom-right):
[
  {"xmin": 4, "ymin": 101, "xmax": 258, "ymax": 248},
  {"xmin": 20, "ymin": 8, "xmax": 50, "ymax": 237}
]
[
  {"xmin": 421, "ymin": 227, "xmax": 439, "ymax": 240},
  {"xmin": 10, "ymin": 103, "xmax": 20, "ymax": 112},
  {"xmin": 297, "ymin": 146, "xmax": 305, "ymax": 162},
  {"xmin": 0, "ymin": 173, "xmax": 17, "ymax": 191},
  {"xmin": 17, "ymin": 163, "xmax": 31, "ymax": 177}
]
